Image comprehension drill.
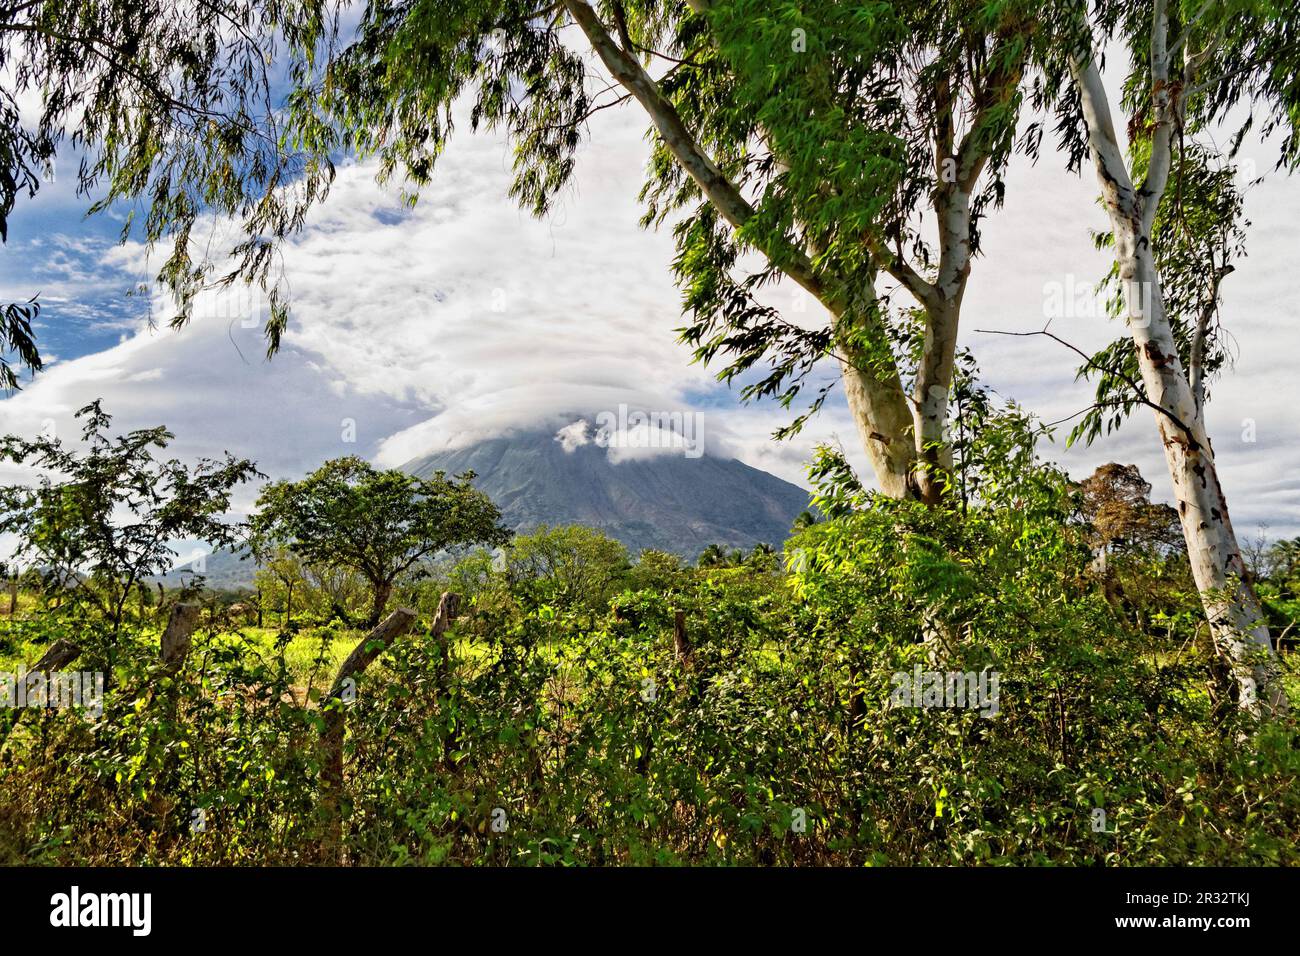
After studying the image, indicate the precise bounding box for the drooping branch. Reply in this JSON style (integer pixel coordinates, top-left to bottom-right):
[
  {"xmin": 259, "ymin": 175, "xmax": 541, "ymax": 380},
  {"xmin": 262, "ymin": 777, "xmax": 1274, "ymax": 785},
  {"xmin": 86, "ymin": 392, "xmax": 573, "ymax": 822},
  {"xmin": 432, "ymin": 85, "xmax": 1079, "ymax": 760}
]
[
  {"xmin": 952, "ymin": 34, "xmax": 1026, "ymax": 194},
  {"xmin": 560, "ymin": 0, "xmax": 830, "ymax": 305}
]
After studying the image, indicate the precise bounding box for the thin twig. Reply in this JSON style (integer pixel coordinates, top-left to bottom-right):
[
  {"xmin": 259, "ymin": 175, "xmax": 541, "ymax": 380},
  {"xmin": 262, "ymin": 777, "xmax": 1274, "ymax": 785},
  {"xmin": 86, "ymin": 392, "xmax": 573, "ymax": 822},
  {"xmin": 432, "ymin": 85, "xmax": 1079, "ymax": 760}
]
[{"xmin": 974, "ymin": 326, "xmax": 1201, "ymax": 449}]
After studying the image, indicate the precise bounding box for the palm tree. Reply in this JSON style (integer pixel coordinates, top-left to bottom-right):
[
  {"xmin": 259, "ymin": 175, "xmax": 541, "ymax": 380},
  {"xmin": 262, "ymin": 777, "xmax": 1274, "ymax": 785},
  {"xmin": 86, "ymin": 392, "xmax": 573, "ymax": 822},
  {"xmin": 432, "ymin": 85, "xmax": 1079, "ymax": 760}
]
[
  {"xmin": 696, "ymin": 544, "xmax": 730, "ymax": 569},
  {"xmin": 791, "ymin": 511, "xmax": 817, "ymax": 533}
]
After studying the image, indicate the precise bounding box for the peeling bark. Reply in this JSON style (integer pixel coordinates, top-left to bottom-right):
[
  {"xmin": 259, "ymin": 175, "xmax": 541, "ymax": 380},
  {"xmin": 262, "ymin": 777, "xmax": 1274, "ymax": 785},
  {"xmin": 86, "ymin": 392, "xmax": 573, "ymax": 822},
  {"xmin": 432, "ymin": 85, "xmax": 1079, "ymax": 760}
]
[
  {"xmin": 838, "ymin": 325, "xmax": 919, "ymax": 499},
  {"xmin": 1070, "ymin": 29, "xmax": 1284, "ymax": 714}
]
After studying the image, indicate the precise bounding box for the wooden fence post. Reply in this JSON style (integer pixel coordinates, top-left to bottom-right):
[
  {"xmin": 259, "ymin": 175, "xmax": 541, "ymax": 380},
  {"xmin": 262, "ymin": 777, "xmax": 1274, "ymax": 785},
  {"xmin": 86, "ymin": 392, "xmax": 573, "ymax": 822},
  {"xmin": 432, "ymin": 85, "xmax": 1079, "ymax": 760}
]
[
  {"xmin": 318, "ymin": 593, "xmax": 462, "ymax": 863},
  {"xmin": 160, "ymin": 604, "xmax": 201, "ymax": 673},
  {"xmin": 31, "ymin": 639, "xmax": 83, "ymax": 673},
  {"xmin": 318, "ymin": 606, "xmax": 412, "ymax": 863},
  {"xmin": 0, "ymin": 639, "xmax": 84, "ymax": 749}
]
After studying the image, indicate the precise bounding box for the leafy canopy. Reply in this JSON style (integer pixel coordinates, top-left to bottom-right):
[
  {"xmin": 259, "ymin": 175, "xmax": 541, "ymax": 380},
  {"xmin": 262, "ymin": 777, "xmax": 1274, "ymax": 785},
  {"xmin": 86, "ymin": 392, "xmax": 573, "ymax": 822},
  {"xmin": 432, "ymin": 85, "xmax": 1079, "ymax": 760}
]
[
  {"xmin": 0, "ymin": 401, "xmax": 259, "ymax": 630},
  {"xmin": 0, "ymin": 0, "xmax": 335, "ymax": 387},
  {"xmin": 249, "ymin": 456, "xmax": 511, "ymax": 620}
]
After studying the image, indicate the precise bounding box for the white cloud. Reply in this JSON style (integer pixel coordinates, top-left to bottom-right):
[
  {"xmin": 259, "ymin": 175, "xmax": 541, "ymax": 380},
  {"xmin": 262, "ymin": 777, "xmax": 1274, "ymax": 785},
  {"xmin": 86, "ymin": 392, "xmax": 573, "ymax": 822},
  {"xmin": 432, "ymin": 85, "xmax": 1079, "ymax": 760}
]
[
  {"xmin": 2, "ymin": 60, "xmax": 1298, "ymax": 540},
  {"xmin": 593, "ymin": 406, "xmax": 708, "ymax": 462},
  {"xmin": 554, "ymin": 420, "xmax": 590, "ymax": 453}
]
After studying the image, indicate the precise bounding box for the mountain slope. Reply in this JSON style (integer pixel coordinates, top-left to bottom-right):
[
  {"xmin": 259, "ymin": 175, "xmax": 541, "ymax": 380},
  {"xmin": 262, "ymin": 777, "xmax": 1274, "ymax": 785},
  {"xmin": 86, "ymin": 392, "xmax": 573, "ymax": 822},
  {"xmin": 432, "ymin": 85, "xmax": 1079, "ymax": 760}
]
[
  {"xmin": 155, "ymin": 546, "xmax": 256, "ymax": 592},
  {"xmin": 402, "ymin": 429, "xmax": 811, "ymax": 557}
]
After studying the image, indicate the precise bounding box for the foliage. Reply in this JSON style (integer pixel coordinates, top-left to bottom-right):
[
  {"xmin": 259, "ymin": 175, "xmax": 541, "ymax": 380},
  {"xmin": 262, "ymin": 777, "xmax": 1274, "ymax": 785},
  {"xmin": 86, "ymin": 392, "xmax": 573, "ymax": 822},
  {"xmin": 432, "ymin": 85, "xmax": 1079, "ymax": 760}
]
[
  {"xmin": 249, "ymin": 456, "xmax": 510, "ymax": 625},
  {"xmin": 0, "ymin": 402, "xmax": 258, "ymax": 650},
  {"xmin": 3, "ymin": 1, "xmax": 1300, "ymax": 867},
  {"xmin": 0, "ymin": 619, "xmax": 323, "ymax": 865},
  {"xmin": 502, "ymin": 524, "xmax": 630, "ymax": 614},
  {"xmin": 2, "ymin": 413, "xmax": 1297, "ymax": 866},
  {"xmin": 0, "ymin": 0, "xmax": 336, "ymax": 367},
  {"xmin": 252, "ymin": 548, "xmax": 310, "ymax": 628},
  {"xmin": 0, "ymin": 297, "xmax": 41, "ymax": 391}
]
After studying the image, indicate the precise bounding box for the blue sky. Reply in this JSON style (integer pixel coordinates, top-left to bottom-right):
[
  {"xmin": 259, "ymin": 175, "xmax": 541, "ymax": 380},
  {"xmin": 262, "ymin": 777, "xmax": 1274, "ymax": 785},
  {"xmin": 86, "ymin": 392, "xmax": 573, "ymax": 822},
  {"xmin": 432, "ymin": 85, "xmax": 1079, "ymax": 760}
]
[
  {"xmin": 2, "ymin": 52, "xmax": 1298, "ymax": 540},
  {"xmin": 2, "ymin": 169, "xmax": 149, "ymax": 363}
]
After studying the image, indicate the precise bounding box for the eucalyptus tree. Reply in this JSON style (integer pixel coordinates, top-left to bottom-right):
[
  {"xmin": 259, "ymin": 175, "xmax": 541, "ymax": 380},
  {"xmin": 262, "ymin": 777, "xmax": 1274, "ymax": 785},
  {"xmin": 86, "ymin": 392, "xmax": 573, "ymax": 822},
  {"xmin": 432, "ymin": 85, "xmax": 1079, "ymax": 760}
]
[
  {"xmin": 1047, "ymin": 0, "xmax": 1300, "ymax": 711},
  {"xmin": 278, "ymin": 0, "xmax": 1046, "ymax": 502},
  {"xmin": 0, "ymin": 0, "xmax": 334, "ymax": 389},
  {"xmin": 663, "ymin": 0, "xmax": 1037, "ymax": 503},
  {"xmin": 4, "ymin": 1, "xmax": 1047, "ymax": 503}
]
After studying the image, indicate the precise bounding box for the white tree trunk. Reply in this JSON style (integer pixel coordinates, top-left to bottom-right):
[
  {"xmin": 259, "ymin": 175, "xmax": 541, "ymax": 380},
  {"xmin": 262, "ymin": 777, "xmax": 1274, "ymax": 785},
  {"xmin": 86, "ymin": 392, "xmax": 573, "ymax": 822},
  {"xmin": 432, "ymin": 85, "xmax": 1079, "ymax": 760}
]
[
  {"xmin": 908, "ymin": 182, "xmax": 974, "ymax": 504},
  {"xmin": 840, "ymin": 345, "xmax": 918, "ymax": 499},
  {"xmin": 1071, "ymin": 46, "xmax": 1284, "ymax": 714}
]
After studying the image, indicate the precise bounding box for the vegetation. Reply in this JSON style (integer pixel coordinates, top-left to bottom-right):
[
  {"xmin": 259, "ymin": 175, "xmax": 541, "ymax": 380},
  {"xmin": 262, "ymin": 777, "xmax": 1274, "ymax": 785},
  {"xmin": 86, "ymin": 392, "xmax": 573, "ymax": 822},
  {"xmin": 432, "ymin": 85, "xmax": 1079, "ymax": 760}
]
[
  {"xmin": 0, "ymin": 403, "xmax": 258, "ymax": 658},
  {"xmin": 2, "ymin": 0, "xmax": 1297, "ymax": 868},
  {"xmin": 249, "ymin": 456, "xmax": 510, "ymax": 626},
  {"xmin": 6, "ymin": 0, "xmax": 1295, "ymax": 701},
  {"xmin": 1, "ymin": 405, "xmax": 1296, "ymax": 866}
]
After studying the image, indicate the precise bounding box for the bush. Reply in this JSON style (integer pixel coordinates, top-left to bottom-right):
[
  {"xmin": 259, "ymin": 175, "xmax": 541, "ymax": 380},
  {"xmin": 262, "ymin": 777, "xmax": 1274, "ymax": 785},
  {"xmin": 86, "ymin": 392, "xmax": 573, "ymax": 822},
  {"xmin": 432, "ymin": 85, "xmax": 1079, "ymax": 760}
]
[{"xmin": 2, "ymin": 414, "xmax": 1296, "ymax": 865}]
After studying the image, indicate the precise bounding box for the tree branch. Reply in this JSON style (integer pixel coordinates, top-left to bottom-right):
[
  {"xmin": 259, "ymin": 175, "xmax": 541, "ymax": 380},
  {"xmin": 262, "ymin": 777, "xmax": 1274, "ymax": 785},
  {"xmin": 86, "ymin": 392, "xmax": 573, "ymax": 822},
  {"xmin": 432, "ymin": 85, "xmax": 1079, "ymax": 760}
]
[
  {"xmin": 874, "ymin": 242, "xmax": 940, "ymax": 311},
  {"xmin": 974, "ymin": 326, "xmax": 1201, "ymax": 450},
  {"xmin": 952, "ymin": 33, "xmax": 1026, "ymax": 193},
  {"xmin": 1139, "ymin": 0, "xmax": 1175, "ymax": 232},
  {"xmin": 560, "ymin": 0, "xmax": 830, "ymax": 305},
  {"xmin": 1189, "ymin": 262, "xmax": 1233, "ymax": 412},
  {"xmin": 1068, "ymin": 42, "xmax": 1139, "ymax": 221}
]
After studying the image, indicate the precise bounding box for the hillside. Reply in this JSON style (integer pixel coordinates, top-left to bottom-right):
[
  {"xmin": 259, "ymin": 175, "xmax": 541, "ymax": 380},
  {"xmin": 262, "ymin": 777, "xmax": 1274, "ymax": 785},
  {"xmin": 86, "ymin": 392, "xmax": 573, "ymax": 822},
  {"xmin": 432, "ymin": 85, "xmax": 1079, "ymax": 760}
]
[{"xmin": 402, "ymin": 427, "xmax": 811, "ymax": 557}]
